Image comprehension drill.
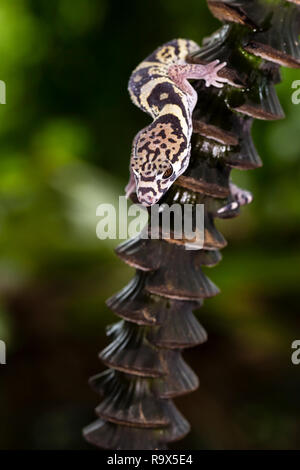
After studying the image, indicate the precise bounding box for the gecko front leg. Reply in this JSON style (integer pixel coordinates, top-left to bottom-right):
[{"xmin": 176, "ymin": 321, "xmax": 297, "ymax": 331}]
[{"xmin": 168, "ymin": 60, "xmax": 228, "ymax": 106}]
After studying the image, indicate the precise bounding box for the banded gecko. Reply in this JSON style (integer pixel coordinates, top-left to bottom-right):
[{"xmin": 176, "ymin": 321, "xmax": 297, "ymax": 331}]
[{"xmin": 126, "ymin": 38, "xmax": 252, "ymax": 209}]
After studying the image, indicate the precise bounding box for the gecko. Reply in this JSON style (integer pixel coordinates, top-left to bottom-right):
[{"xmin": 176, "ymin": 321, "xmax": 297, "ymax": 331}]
[{"xmin": 126, "ymin": 38, "xmax": 228, "ymax": 206}]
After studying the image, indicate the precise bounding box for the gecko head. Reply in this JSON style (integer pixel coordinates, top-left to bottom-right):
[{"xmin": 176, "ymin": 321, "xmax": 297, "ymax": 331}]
[
  {"xmin": 131, "ymin": 154, "xmax": 176, "ymax": 206},
  {"xmin": 131, "ymin": 120, "xmax": 189, "ymax": 206}
]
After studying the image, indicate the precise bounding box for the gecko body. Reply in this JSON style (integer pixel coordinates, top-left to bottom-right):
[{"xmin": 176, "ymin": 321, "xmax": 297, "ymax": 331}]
[{"xmin": 127, "ymin": 39, "xmax": 228, "ymax": 206}]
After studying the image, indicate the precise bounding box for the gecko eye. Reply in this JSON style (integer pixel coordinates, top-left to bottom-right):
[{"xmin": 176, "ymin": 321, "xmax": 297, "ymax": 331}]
[{"xmin": 162, "ymin": 167, "xmax": 173, "ymax": 179}]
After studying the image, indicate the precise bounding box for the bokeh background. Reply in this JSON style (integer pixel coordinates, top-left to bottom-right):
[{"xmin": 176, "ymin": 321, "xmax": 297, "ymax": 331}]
[{"xmin": 0, "ymin": 0, "xmax": 300, "ymax": 450}]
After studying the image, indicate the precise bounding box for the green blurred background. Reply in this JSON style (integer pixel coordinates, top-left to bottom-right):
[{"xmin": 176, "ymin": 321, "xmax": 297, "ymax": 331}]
[{"xmin": 0, "ymin": 0, "xmax": 300, "ymax": 450}]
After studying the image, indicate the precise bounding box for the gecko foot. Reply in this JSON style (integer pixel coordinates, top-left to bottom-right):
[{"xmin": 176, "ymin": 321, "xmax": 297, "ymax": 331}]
[
  {"xmin": 230, "ymin": 183, "xmax": 253, "ymax": 207},
  {"xmin": 203, "ymin": 60, "xmax": 228, "ymax": 88},
  {"xmin": 216, "ymin": 183, "xmax": 253, "ymax": 218}
]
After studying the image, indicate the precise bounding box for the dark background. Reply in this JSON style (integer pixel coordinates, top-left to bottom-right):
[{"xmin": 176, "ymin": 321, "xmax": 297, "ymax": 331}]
[{"xmin": 0, "ymin": 0, "xmax": 300, "ymax": 449}]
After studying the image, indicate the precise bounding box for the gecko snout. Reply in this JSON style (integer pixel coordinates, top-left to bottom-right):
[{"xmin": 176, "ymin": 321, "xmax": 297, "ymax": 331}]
[{"xmin": 140, "ymin": 193, "xmax": 155, "ymax": 206}]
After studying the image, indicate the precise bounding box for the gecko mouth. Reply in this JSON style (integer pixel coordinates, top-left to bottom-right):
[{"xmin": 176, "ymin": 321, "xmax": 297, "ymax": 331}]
[
  {"xmin": 139, "ymin": 193, "xmax": 157, "ymax": 206},
  {"xmin": 136, "ymin": 185, "xmax": 160, "ymax": 206}
]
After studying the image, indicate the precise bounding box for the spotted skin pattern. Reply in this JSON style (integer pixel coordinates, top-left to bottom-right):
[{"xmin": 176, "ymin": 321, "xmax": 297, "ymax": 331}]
[{"xmin": 127, "ymin": 39, "xmax": 228, "ymax": 206}]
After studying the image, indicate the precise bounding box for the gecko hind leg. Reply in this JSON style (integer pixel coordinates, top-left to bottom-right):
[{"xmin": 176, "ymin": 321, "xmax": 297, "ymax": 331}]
[
  {"xmin": 217, "ymin": 183, "xmax": 253, "ymax": 218},
  {"xmin": 230, "ymin": 183, "xmax": 253, "ymax": 207}
]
